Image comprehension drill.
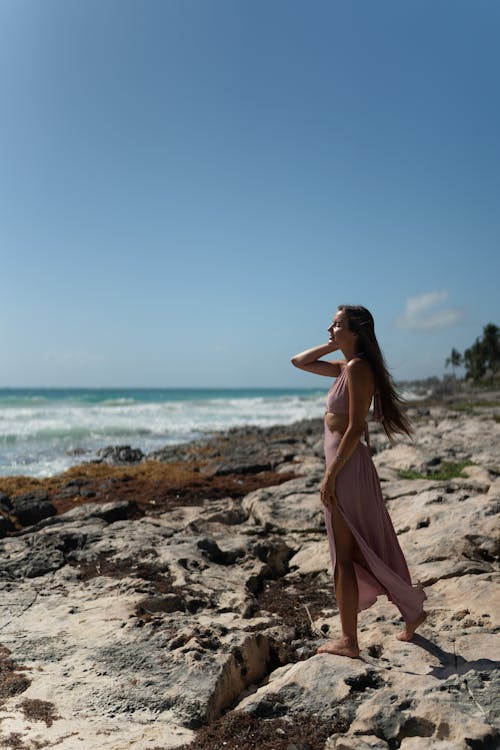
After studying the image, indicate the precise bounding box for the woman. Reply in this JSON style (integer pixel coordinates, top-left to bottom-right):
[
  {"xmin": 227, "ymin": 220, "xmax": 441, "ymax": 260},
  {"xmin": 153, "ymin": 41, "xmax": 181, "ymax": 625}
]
[{"xmin": 291, "ymin": 305, "xmax": 427, "ymax": 658}]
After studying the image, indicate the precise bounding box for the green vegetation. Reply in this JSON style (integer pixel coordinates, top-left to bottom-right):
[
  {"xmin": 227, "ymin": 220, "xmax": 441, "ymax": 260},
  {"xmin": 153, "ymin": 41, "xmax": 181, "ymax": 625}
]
[
  {"xmin": 446, "ymin": 323, "xmax": 500, "ymax": 382},
  {"xmin": 397, "ymin": 469, "xmax": 430, "ymax": 480},
  {"xmin": 397, "ymin": 460, "xmax": 474, "ymax": 481},
  {"xmin": 450, "ymin": 398, "xmax": 500, "ymax": 413},
  {"xmin": 445, "ymin": 347, "xmax": 463, "ymax": 377}
]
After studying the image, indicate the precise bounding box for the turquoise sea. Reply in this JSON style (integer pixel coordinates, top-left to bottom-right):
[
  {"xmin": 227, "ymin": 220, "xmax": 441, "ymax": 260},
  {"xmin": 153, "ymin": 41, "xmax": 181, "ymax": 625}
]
[{"xmin": 0, "ymin": 388, "xmax": 326, "ymax": 477}]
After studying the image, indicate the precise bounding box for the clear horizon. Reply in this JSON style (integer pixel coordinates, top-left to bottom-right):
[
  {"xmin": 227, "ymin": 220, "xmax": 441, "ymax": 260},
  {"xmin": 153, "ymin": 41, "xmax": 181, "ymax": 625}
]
[{"xmin": 1, "ymin": 1, "xmax": 499, "ymax": 389}]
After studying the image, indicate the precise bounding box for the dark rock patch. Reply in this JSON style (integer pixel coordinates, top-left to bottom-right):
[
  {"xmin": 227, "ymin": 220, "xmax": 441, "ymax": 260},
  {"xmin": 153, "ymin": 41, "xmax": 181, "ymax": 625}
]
[
  {"xmin": 0, "ymin": 492, "xmax": 11, "ymax": 511},
  {"xmin": 344, "ymin": 670, "xmax": 385, "ymax": 693},
  {"xmin": 97, "ymin": 445, "xmax": 145, "ymax": 465},
  {"xmin": 136, "ymin": 594, "xmax": 186, "ymax": 616},
  {"xmin": 10, "ymin": 491, "xmax": 56, "ymax": 527},
  {"xmin": 367, "ymin": 643, "xmax": 384, "ymax": 658},
  {"xmin": 0, "ymin": 514, "xmax": 15, "ymax": 538},
  {"xmin": 197, "ymin": 537, "xmax": 245, "ymax": 566}
]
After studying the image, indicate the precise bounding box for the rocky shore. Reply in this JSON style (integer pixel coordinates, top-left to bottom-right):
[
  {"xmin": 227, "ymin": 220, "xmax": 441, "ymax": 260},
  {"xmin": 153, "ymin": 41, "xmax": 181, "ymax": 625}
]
[{"xmin": 0, "ymin": 390, "xmax": 499, "ymax": 750}]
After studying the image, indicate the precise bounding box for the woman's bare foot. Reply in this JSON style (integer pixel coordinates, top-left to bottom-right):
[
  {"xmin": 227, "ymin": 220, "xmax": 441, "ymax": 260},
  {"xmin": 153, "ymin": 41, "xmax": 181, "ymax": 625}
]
[
  {"xmin": 317, "ymin": 637, "xmax": 360, "ymax": 658},
  {"xmin": 397, "ymin": 611, "xmax": 427, "ymax": 641}
]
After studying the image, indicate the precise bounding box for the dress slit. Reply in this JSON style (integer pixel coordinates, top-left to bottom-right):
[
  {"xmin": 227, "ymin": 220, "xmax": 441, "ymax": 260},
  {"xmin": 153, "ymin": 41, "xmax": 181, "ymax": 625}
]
[{"xmin": 323, "ymin": 417, "xmax": 426, "ymax": 623}]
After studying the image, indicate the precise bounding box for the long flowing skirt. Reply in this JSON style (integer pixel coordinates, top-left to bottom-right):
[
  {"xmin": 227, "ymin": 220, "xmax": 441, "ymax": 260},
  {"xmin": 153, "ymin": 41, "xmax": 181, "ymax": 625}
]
[{"xmin": 324, "ymin": 418, "xmax": 426, "ymax": 622}]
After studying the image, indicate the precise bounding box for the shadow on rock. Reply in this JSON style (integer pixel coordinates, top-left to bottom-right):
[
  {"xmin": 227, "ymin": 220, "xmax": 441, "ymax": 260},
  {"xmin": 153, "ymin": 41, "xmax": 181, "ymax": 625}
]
[{"xmin": 410, "ymin": 634, "xmax": 500, "ymax": 679}]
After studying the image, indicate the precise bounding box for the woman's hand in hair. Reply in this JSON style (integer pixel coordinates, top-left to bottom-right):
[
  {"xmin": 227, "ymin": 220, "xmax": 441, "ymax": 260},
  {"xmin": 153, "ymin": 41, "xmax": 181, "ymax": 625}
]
[{"xmin": 291, "ymin": 342, "xmax": 342, "ymax": 377}]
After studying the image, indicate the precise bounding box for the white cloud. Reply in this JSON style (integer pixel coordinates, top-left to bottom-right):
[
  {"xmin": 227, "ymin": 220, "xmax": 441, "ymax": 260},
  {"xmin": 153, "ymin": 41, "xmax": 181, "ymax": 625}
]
[
  {"xmin": 397, "ymin": 290, "xmax": 463, "ymax": 331},
  {"xmin": 405, "ymin": 290, "xmax": 448, "ymax": 317}
]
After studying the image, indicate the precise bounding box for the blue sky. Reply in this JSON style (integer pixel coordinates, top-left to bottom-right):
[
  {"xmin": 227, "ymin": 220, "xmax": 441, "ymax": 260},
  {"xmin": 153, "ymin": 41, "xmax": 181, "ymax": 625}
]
[{"xmin": 1, "ymin": 0, "xmax": 499, "ymax": 387}]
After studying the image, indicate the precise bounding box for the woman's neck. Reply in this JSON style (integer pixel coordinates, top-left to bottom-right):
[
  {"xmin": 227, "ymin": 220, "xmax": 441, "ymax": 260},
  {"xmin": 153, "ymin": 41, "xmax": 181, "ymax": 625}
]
[{"xmin": 341, "ymin": 345, "xmax": 362, "ymax": 361}]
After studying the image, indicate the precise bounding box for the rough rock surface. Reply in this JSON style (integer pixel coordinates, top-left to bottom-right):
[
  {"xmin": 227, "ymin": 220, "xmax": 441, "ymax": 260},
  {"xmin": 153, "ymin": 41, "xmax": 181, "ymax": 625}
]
[{"xmin": 0, "ymin": 393, "xmax": 499, "ymax": 749}]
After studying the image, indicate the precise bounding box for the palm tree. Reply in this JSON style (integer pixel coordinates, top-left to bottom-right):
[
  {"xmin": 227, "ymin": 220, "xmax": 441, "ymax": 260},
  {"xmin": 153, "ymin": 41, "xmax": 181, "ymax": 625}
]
[
  {"xmin": 481, "ymin": 324, "xmax": 500, "ymax": 373},
  {"xmin": 463, "ymin": 323, "xmax": 500, "ymax": 380},
  {"xmin": 445, "ymin": 347, "xmax": 462, "ymax": 378}
]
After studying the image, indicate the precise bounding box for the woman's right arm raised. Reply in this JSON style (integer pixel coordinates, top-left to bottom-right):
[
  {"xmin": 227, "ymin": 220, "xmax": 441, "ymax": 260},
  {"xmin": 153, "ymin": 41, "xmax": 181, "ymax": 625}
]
[{"xmin": 290, "ymin": 343, "xmax": 343, "ymax": 377}]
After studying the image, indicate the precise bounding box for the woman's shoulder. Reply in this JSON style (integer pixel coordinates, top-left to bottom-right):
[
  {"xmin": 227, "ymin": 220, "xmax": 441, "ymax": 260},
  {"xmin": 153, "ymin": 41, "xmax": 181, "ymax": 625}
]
[
  {"xmin": 346, "ymin": 356, "xmax": 371, "ymax": 372},
  {"xmin": 345, "ymin": 357, "xmax": 375, "ymax": 386}
]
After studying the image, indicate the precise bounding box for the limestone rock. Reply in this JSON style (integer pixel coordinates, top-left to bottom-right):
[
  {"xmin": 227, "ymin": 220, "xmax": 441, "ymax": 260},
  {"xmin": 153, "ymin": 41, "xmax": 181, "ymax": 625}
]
[
  {"xmin": 236, "ymin": 654, "xmax": 384, "ymax": 721},
  {"xmin": 242, "ymin": 473, "xmax": 324, "ymax": 533},
  {"xmin": 0, "ymin": 403, "xmax": 498, "ymax": 749},
  {"xmin": 289, "ymin": 539, "xmax": 330, "ymax": 575}
]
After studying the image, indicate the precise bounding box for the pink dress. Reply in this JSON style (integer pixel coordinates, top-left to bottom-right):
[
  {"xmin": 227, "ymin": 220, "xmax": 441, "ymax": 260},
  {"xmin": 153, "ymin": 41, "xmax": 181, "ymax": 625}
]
[{"xmin": 324, "ymin": 364, "xmax": 426, "ymax": 623}]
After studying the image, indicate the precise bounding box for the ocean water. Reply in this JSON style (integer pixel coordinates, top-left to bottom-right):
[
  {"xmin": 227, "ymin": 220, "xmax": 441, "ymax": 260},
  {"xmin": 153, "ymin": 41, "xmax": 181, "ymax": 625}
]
[{"xmin": 0, "ymin": 388, "xmax": 326, "ymax": 478}]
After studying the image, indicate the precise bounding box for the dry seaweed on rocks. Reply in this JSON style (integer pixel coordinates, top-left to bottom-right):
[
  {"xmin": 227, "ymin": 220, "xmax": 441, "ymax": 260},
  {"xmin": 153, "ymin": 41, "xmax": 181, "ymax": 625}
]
[
  {"xmin": 0, "ymin": 461, "xmax": 297, "ymax": 533},
  {"xmin": 0, "ymin": 644, "xmax": 31, "ymax": 703},
  {"xmin": 18, "ymin": 698, "xmax": 60, "ymax": 727},
  {"xmin": 256, "ymin": 573, "xmax": 337, "ymax": 639},
  {"xmin": 174, "ymin": 710, "xmax": 348, "ymax": 750}
]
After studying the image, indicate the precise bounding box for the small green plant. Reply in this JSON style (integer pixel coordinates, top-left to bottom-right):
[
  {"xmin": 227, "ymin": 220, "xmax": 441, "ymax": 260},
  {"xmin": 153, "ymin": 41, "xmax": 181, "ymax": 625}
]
[
  {"xmin": 449, "ymin": 402, "xmax": 477, "ymax": 414},
  {"xmin": 397, "ymin": 461, "xmax": 474, "ymax": 481},
  {"xmin": 397, "ymin": 469, "xmax": 427, "ymax": 480}
]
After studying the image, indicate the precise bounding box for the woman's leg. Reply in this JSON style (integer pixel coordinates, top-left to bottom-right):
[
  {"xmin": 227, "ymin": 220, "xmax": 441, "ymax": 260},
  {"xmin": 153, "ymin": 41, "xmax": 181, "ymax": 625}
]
[{"xmin": 317, "ymin": 503, "xmax": 363, "ymax": 658}]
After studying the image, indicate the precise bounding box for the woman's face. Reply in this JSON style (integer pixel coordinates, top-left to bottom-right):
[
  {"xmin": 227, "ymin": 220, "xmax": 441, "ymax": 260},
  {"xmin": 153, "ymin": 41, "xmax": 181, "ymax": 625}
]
[{"xmin": 327, "ymin": 310, "xmax": 358, "ymax": 349}]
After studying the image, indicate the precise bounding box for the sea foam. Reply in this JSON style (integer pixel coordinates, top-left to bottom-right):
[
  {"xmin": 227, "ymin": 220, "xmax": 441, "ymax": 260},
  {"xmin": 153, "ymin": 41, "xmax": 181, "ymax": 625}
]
[{"xmin": 0, "ymin": 388, "xmax": 325, "ymax": 477}]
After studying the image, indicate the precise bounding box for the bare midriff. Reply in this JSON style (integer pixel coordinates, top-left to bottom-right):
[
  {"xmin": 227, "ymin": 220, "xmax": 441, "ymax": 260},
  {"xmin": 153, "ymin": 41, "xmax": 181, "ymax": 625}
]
[{"xmin": 325, "ymin": 411, "xmax": 349, "ymax": 437}]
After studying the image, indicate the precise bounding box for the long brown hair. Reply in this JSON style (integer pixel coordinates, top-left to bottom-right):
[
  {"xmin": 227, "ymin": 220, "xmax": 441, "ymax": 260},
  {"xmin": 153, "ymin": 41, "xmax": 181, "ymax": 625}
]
[{"xmin": 338, "ymin": 305, "xmax": 412, "ymax": 441}]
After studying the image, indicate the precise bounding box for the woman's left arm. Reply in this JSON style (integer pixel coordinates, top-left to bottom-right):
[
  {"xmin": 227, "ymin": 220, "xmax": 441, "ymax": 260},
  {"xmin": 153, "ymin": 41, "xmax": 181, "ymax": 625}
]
[{"xmin": 320, "ymin": 359, "xmax": 374, "ymax": 507}]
